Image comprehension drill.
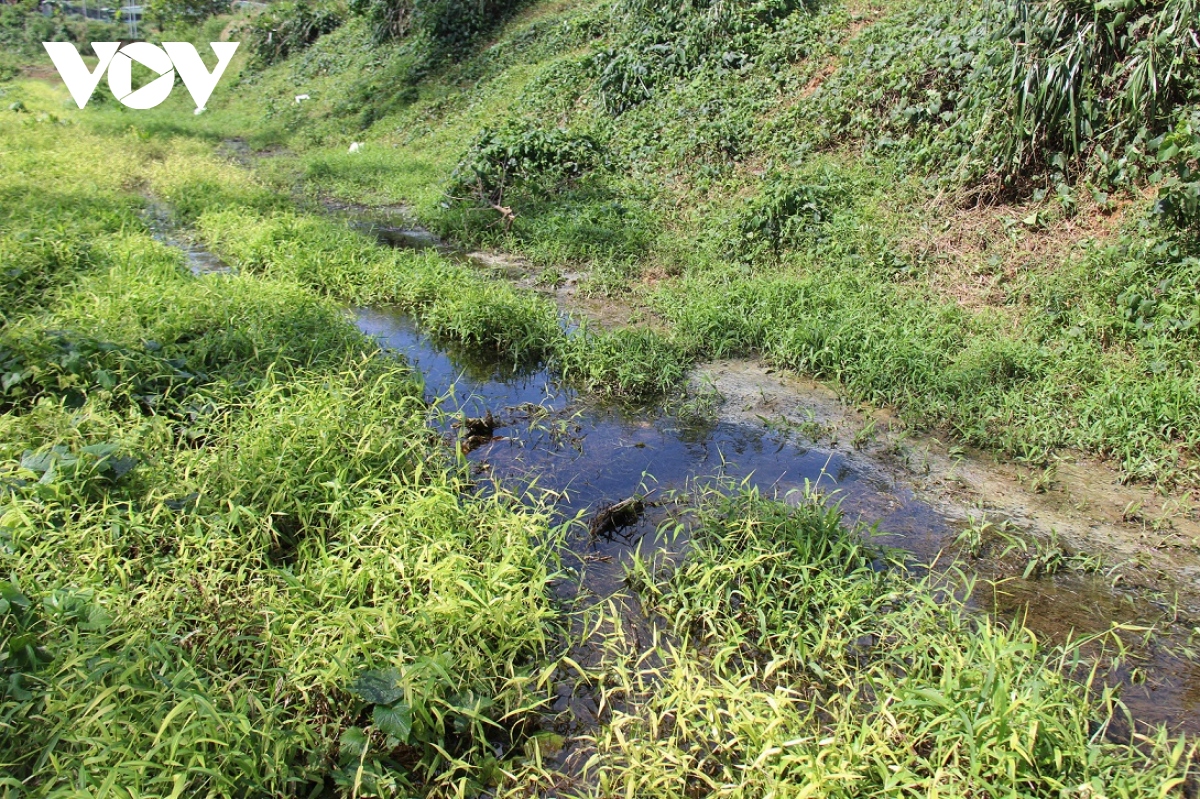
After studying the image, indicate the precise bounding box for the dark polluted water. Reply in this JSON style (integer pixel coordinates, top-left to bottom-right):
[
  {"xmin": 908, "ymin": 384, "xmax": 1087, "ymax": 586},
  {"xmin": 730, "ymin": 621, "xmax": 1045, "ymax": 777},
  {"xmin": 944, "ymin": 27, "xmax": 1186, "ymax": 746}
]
[
  {"xmin": 354, "ymin": 306, "xmax": 1200, "ymax": 738},
  {"xmin": 353, "ymin": 310, "xmax": 945, "ymax": 594},
  {"xmin": 156, "ymin": 213, "xmax": 1200, "ymax": 739}
]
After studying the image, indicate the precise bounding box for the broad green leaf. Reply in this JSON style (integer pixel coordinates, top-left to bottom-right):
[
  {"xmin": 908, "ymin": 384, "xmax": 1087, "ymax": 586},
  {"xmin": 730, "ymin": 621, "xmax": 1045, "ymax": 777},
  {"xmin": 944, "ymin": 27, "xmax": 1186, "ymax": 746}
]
[
  {"xmin": 20, "ymin": 447, "xmax": 73, "ymax": 474},
  {"xmin": 339, "ymin": 726, "xmax": 369, "ymax": 758},
  {"xmin": 372, "ymin": 702, "xmax": 412, "ymax": 743},
  {"xmin": 0, "ymin": 581, "xmax": 30, "ymax": 611},
  {"xmin": 80, "ymin": 443, "xmax": 120, "ymax": 459},
  {"xmin": 350, "ymin": 668, "xmax": 404, "ymax": 705}
]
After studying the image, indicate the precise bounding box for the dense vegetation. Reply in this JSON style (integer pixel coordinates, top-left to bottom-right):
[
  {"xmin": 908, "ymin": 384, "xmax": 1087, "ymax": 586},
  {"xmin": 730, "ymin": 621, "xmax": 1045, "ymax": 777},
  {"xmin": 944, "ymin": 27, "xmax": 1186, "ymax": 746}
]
[
  {"xmin": 209, "ymin": 0, "xmax": 1200, "ymax": 487},
  {"xmin": 0, "ymin": 0, "xmax": 123, "ymax": 78},
  {"xmin": 607, "ymin": 488, "xmax": 1195, "ymax": 796},
  {"xmin": 2, "ymin": 0, "xmax": 1198, "ymax": 794},
  {"xmin": 0, "ymin": 83, "xmax": 565, "ymax": 796}
]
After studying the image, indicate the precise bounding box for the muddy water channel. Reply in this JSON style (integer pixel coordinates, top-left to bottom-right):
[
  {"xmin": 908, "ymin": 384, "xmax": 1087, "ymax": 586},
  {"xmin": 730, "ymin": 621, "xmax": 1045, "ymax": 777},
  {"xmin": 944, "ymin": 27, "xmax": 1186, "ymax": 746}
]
[
  {"xmin": 350, "ymin": 306, "xmax": 1200, "ymax": 738},
  {"xmin": 162, "ymin": 210, "xmax": 1199, "ymax": 740},
  {"xmin": 355, "ymin": 309, "xmax": 940, "ymax": 584}
]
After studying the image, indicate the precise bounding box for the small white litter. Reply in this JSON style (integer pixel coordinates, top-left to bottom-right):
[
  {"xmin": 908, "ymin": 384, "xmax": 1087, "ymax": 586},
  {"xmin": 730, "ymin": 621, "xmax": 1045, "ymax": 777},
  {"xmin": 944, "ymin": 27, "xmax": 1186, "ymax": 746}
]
[
  {"xmin": 294, "ymin": 94, "xmax": 311, "ymax": 103},
  {"xmin": 349, "ymin": 142, "xmax": 364, "ymax": 153}
]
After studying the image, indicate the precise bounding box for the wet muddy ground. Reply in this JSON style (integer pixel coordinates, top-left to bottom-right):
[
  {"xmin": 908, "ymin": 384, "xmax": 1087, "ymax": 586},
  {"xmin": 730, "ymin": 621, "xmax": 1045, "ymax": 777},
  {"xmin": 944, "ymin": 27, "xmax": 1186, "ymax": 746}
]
[
  {"xmin": 700, "ymin": 359, "xmax": 1200, "ymax": 608},
  {"xmin": 332, "ymin": 203, "xmax": 1200, "ymax": 600}
]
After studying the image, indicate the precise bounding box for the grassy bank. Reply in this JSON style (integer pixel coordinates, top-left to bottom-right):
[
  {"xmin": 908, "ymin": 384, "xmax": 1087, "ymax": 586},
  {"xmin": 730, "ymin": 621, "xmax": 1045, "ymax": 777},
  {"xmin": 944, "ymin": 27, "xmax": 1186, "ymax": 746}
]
[
  {"xmin": 591, "ymin": 488, "xmax": 1196, "ymax": 797},
  {"xmin": 1, "ymin": 85, "xmax": 562, "ymax": 796},
  {"xmin": 169, "ymin": 0, "xmax": 1200, "ymax": 489}
]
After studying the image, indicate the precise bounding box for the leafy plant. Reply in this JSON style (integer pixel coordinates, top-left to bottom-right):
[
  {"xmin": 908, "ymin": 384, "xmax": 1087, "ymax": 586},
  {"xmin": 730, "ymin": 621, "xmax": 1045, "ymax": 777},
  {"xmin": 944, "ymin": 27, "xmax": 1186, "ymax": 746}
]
[
  {"xmin": 448, "ymin": 123, "xmax": 602, "ymax": 215},
  {"xmin": 0, "ymin": 579, "xmax": 46, "ymax": 699},
  {"xmin": 592, "ymin": 0, "xmax": 814, "ymax": 115},
  {"xmin": 734, "ymin": 178, "xmax": 839, "ymax": 258},
  {"xmin": 606, "ymin": 486, "xmax": 1197, "ymax": 796},
  {"xmin": 415, "ymin": 0, "xmax": 528, "ymax": 56},
  {"xmin": 349, "ymin": 0, "xmax": 414, "ymax": 43},
  {"xmin": 145, "ymin": 0, "xmax": 229, "ymax": 27},
  {"xmin": 242, "ymin": 1, "xmax": 345, "ymax": 67},
  {"xmin": 993, "ymin": 0, "xmax": 1199, "ymax": 180},
  {"xmin": 1152, "ymin": 110, "xmax": 1200, "ymax": 235},
  {"xmin": 349, "ymin": 0, "xmax": 528, "ymax": 55}
]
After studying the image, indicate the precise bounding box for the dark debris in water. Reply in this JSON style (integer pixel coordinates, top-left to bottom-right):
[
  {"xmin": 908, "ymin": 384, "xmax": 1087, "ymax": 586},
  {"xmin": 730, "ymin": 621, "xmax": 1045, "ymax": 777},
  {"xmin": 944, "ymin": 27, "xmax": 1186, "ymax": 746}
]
[
  {"xmin": 456, "ymin": 410, "xmax": 502, "ymax": 453},
  {"xmin": 348, "ymin": 304, "xmax": 1200, "ymax": 735},
  {"xmin": 588, "ymin": 496, "xmax": 649, "ymax": 539}
]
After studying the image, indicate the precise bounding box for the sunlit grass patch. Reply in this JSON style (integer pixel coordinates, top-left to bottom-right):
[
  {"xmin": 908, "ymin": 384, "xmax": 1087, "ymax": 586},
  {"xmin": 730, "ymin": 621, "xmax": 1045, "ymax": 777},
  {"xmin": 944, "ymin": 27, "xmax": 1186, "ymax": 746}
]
[
  {"xmin": 592, "ymin": 486, "xmax": 1198, "ymax": 797},
  {"xmin": 0, "ymin": 108, "xmax": 568, "ymax": 795},
  {"xmin": 0, "ymin": 356, "xmax": 565, "ymax": 795},
  {"xmin": 197, "ymin": 206, "xmax": 691, "ymax": 396}
]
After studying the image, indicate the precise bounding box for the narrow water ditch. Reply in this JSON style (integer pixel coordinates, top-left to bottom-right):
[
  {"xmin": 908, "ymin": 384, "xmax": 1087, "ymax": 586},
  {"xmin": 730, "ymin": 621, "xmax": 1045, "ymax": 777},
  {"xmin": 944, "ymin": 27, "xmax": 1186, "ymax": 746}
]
[
  {"xmin": 354, "ymin": 307, "xmax": 945, "ymax": 594},
  {"xmin": 153, "ymin": 205, "xmax": 1200, "ymax": 751},
  {"xmin": 353, "ymin": 304, "xmax": 1200, "ymax": 740}
]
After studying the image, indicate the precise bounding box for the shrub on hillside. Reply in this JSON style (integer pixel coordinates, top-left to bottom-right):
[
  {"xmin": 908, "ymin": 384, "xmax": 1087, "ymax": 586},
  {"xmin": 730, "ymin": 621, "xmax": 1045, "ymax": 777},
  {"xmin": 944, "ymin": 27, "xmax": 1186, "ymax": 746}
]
[
  {"xmin": 349, "ymin": 0, "xmax": 526, "ymax": 54},
  {"xmin": 802, "ymin": 0, "xmax": 1199, "ymax": 196},
  {"xmin": 448, "ymin": 124, "xmax": 602, "ymax": 220},
  {"xmin": 243, "ymin": 1, "xmax": 344, "ymax": 66},
  {"xmin": 592, "ymin": 0, "xmax": 816, "ymax": 115},
  {"xmin": 993, "ymin": 0, "xmax": 1200, "ymax": 180},
  {"xmin": 1152, "ymin": 111, "xmax": 1200, "ymax": 238},
  {"xmin": 145, "ymin": 0, "xmax": 229, "ymax": 27},
  {"xmin": 733, "ymin": 177, "xmax": 843, "ymax": 259},
  {"xmin": 0, "ymin": 2, "xmax": 122, "ymax": 56}
]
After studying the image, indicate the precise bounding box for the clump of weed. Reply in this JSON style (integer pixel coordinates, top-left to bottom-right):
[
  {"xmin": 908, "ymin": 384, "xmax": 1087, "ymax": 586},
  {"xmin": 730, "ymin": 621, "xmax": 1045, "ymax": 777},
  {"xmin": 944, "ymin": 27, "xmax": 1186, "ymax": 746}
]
[
  {"xmin": 447, "ymin": 122, "xmax": 603, "ymax": 227},
  {"xmin": 733, "ymin": 175, "xmax": 843, "ymax": 259},
  {"xmin": 242, "ymin": 0, "xmax": 345, "ymax": 67},
  {"xmin": 591, "ymin": 0, "xmax": 815, "ymax": 115},
  {"xmin": 559, "ymin": 325, "xmax": 688, "ymax": 397},
  {"xmin": 601, "ymin": 486, "xmax": 1196, "ymax": 796},
  {"xmin": 0, "ymin": 114, "xmax": 567, "ymax": 795}
]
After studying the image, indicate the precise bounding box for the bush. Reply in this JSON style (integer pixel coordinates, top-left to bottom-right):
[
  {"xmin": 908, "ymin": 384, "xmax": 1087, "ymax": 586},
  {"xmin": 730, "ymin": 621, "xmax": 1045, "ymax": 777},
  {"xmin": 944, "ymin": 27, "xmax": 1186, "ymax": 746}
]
[
  {"xmin": 993, "ymin": 0, "xmax": 1200, "ymax": 180},
  {"xmin": 145, "ymin": 0, "xmax": 230, "ymax": 27},
  {"xmin": 0, "ymin": 2, "xmax": 59, "ymax": 56},
  {"xmin": 734, "ymin": 177, "xmax": 841, "ymax": 259},
  {"xmin": 793, "ymin": 0, "xmax": 1198, "ymax": 196},
  {"xmin": 348, "ymin": 0, "xmax": 413, "ymax": 43},
  {"xmin": 415, "ymin": 0, "xmax": 526, "ymax": 54},
  {"xmin": 349, "ymin": 0, "xmax": 527, "ymax": 55},
  {"xmin": 448, "ymin": 123, "xmax": 602, "ymax": 209},
  {"xmin": 1152, "ymin": 110, "xmax": 1200, "ymax": 237},
  {"xmin": 242, "ymin": 1, "xmax": 345, "ymax": 67},
  {"xmin": 592, "ymin": 0, "xmax": 815, "ymax": 115},
  {"xmin": 0, "ymin": 2, "xmax": 123, "ymax": 57}
]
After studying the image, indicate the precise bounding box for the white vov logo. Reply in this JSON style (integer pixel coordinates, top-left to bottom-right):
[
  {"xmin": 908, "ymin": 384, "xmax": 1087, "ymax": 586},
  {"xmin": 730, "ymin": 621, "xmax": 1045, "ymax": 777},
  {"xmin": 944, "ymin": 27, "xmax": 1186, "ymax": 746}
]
[{"xmin": 43, "ymin": 42, "xmax": 239, "ymax": 110}]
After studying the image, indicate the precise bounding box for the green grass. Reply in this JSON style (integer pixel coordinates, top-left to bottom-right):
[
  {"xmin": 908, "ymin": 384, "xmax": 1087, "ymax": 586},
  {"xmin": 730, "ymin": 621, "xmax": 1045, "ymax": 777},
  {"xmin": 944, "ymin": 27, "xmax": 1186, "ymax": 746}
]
[
  {"xmin": 3, "ymin": 4, "xmax": 1199, "ymax": 792},
  {"xmin": 195, "ymin": 205, "xmax": 688, "ymax": 395},
  {"xmin": 165, "ymin": 0, "xmax": 1200, "ymax": 488},
  {"xmin": 598, "ymin": 487, "xmax": 1197, "ymax": 797},
  {"xmin": 0, "ymin": 87, "xmax": 564, "ymax": 796}
]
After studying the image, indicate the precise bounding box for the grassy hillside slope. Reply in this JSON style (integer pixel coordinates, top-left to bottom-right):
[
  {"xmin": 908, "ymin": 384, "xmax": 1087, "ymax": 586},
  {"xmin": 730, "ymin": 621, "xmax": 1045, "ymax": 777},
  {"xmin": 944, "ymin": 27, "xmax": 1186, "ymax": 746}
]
[{"xmin": 184, "ymin": 0, "xmax": 1200, "ymax": 491}]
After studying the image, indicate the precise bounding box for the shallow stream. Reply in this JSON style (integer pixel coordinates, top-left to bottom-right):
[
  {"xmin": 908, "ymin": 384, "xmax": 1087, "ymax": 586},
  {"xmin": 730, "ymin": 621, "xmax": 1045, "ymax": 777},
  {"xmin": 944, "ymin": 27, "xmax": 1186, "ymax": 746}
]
[
  {"xmin": 164, "ymin": 212, "xmax": 1200, "ymax": 740},
  {"xmin": 353, "ymin": 306, "xmax": 1200, "ymax": 737}
]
